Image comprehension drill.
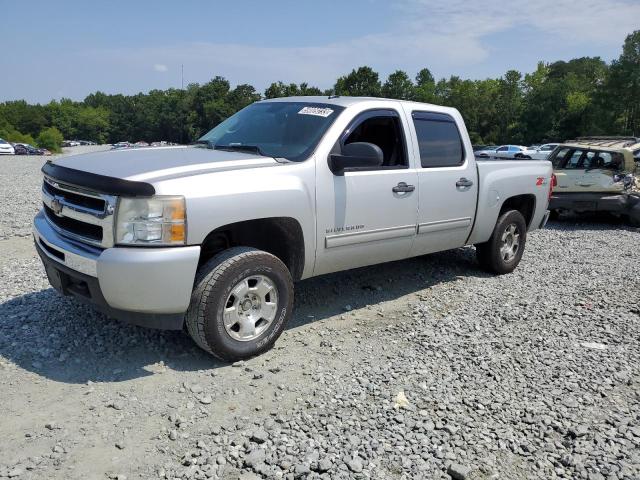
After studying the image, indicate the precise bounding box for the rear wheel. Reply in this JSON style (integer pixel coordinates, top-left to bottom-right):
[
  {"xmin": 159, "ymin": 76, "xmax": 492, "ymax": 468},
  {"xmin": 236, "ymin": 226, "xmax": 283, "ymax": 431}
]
[
  {"xmin": 475, "ymin": 210, "xmax": 527, "ymax": 274},
  {"xmin": 185, "ymin": 247, "xmax": 293, "ymax": 361}
]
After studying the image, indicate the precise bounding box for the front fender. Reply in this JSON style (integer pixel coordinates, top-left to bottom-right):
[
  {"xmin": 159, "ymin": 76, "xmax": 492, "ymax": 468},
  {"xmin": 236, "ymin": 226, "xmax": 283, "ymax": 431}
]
[{"xmin": 152, "ymin": 162, "xmax": 317, "ymax": 279}]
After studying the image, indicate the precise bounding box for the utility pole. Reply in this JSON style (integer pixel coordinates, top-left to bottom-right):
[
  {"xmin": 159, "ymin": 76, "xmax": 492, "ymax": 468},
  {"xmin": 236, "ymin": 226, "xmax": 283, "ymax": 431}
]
[{"xmin": 181, "ymin": 64, "xmax": 184, "ymax": 89}]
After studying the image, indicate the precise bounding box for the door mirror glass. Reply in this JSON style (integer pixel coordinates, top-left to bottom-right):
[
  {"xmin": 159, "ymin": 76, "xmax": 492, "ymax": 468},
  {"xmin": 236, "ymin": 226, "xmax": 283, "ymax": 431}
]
[{"xmin": 330, "ymin": 142, "xmax": 384, "ymax": 174}]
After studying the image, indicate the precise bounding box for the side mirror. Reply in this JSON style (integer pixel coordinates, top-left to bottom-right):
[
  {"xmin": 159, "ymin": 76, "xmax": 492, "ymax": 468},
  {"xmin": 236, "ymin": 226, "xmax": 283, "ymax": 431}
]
[{"xmin": 329, "ymin": 142, "xmax": 384, "ymax": 174}]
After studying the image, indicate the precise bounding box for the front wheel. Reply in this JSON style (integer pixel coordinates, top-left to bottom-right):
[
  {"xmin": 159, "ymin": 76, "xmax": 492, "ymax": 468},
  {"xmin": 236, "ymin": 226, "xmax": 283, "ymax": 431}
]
[
  {"xmin": 185, "ymin": 247, "xmax": 294, "ymax": 361},
  {"xmin": 475, "ymin": 210, "xmax": 527, "ymax": 274}
]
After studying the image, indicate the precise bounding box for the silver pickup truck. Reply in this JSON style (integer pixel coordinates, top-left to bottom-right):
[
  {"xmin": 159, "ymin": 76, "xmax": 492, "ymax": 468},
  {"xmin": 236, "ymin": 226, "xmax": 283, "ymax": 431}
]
[{"xmin": 33, "ymin": 96, "xmax": 553, "ymax": 360}]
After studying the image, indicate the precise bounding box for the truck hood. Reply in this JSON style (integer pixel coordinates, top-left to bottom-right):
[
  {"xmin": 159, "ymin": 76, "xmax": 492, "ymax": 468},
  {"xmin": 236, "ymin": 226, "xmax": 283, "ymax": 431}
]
[{"xmin": 51, "ymin": 146, "xmax": 280, "ymax": 183}]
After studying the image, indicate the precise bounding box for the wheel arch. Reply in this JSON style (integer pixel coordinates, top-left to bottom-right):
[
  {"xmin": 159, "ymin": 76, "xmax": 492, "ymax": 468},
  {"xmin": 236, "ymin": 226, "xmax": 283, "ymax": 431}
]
[
  {"xmin": 499, "ymin": 194, "xmax": 536, "ymax": 229},
  {"xmin": 198, "ymin": 217, "xmax": 306, "ymax": 281}
]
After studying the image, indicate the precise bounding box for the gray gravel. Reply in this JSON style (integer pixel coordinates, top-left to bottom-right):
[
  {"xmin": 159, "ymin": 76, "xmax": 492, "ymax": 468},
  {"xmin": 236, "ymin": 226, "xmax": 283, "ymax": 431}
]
[
  {"xmin": 0, "ymin": 146, "xmax": 110, "ymax": 240},
  {"xmin": 0, "ymin": 158, "xmax": 639, "ymax": 479}
]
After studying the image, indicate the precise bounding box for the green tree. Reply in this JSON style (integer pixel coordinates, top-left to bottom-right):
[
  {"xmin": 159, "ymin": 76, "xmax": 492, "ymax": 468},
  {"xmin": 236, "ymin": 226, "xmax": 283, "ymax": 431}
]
[
  {"xmin": 382, "ymin": 70, "xmax": 414, "ymax": 100},
  {"xmin": 413, "ymin": 68, "xmax": 437, "ymax": 103},
  {"xmin": 264, "ymin": 81, "xmax": 322, "ymax": 99},
  {"xmin": 334, "ymin": 66, "xmax": 381, "ymax": 96},
  {"xmin": 36, "ymin": 127, "xmax": 64, "ymax": 152},
  {"xmin": 604, "ymin": 30, "xmax": 640, "ymax": 134}
]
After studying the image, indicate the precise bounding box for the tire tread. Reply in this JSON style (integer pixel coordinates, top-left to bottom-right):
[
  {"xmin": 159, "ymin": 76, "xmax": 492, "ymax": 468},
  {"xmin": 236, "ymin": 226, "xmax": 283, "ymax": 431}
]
[{"xmin": 185, "ymin": 247, "xmax": 292, "ymax": 360}]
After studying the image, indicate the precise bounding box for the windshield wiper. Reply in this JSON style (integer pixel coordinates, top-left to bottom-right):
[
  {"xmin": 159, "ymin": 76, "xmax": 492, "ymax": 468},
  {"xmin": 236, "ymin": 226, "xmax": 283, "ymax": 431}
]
[{"xmin": 213, "ymin": 144, "xmax": 268, "ymax": 157}]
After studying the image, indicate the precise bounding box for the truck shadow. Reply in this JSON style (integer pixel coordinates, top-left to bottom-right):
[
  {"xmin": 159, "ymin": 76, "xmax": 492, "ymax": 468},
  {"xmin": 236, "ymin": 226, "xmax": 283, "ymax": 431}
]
[{"xmin": 0, "ymin": 247, "xmax": 487, "ymax": 384}]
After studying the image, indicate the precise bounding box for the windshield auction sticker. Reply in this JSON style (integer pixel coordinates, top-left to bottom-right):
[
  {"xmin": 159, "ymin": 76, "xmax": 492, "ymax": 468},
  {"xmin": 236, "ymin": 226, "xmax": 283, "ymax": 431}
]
[{"xmin": 298, "ymin": 106, "xmax": 334, "ymax": 117}]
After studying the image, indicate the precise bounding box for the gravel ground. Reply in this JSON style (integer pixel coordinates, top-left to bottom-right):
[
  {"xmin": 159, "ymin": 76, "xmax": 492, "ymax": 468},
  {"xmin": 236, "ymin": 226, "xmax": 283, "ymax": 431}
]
[
  {"xmin": 0, "ymin": 154, "xmax": 639, "ymax": 480},
  {"xmin": 0, "ymin": 146, "xmax": 110, "ymax": 240}
]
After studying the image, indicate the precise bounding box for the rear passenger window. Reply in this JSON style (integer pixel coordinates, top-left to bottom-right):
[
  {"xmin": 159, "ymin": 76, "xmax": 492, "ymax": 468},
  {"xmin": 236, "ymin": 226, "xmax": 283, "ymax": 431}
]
[
  {"xmin": 565, "ymin": 150, "xmax": 585, "ymax": 169},
  {"xmin": 412, "ymin": 112, "xmax": 464, "ymax": 168}
]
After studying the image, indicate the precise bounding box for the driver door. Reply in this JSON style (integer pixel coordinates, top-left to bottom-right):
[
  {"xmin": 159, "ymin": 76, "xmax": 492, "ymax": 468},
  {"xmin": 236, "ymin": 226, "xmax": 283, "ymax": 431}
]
[{"xmin": 314, "ymin": 108, "xmax": 419, "ymax": 276}]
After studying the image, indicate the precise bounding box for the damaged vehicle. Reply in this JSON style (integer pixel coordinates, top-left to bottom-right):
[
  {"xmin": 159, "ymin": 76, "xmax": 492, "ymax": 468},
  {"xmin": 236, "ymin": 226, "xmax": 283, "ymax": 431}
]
[{"xmin": 549, "ymin": 137, "xmax": 640, "ymax": 225}]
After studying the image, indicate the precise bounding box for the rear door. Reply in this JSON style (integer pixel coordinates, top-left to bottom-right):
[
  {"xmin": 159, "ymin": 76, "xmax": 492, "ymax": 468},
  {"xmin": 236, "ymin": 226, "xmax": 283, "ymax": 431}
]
[
  {"xmin": 404, "ymin": 109, "xmax": 478, "ymax": 256},
  {"xmin": 582, "ymin": 151, "xmax": 626, "ymax": 193}
]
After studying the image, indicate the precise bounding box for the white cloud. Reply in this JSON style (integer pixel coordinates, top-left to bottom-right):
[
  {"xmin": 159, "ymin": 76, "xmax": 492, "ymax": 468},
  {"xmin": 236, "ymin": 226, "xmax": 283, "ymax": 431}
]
[
  {"xmin": 404, "ymin": 0, "xmax": 640, "ymax": 45},
  {"xmin": 93, "ymin": 0, "xmax": 640, "ymax": 91}
]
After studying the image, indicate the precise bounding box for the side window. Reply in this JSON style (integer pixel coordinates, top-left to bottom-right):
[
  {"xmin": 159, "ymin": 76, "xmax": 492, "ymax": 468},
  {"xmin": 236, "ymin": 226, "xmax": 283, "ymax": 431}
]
[
  {"xmin": 541, "ymin": 145, "xmax": 552, "ymax": 151},
  {"xmin": 550, "ymin": 147, "xmax": 570, "ymax": 168},
  {"xmin": 411, "ymin": 112, "xmax": 464, "ymax": 168},
  {"xmin": 342, "ymin": 110, "xmax": 407, "ymax": 168},
  {"xmin": 509, "ymin": 146, "xmax": 519, "ymax": 152},
  {"xmin": 605, "ymin": 152, "xmax": 624, "ymax": 171},
  {"xmin": 583, "ymin": 151, "xmax": 596, "ymax": 169},
  {"xmin": 564, "ymin": 149, "xmax": 585, "ymax": 169},
  {"xmin": 497, "ymin": 146, "xmax": 508, "ymax": 152}
]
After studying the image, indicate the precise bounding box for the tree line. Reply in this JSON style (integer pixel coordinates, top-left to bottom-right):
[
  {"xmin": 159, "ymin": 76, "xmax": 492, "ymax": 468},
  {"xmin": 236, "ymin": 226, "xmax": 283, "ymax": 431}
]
[{"xmin": 1, "ymin": 31, "xmax": 638, "ymax": 150}]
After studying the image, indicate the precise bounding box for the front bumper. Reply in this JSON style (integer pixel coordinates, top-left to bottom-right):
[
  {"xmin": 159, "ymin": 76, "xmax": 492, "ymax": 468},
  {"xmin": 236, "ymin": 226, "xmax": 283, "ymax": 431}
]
[{"xmin": 33, "ymin": 210, "xmax": 200, "ymax": 330}]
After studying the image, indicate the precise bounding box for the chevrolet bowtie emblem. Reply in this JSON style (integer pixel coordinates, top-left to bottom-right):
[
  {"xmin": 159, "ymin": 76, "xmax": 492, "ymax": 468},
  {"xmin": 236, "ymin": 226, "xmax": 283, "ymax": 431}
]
[{"xmin": 51, "ymin": 198, "xmax": 63, "ymax": 215}]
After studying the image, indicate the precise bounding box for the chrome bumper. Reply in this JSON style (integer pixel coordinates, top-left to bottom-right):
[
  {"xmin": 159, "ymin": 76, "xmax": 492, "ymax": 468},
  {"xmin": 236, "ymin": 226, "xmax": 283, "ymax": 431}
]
[
  {"xmin": 33, "ymin": 210, "xmax": 201, "ymax": 317},
  {"xmin": 34, "ymin": 210, "xmax": 101, "ymax": 276}
]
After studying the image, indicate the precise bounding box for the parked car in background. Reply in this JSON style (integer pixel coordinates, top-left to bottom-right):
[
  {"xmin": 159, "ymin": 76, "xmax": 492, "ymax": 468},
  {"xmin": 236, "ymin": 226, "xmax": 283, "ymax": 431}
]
[
  {"xmin": 527, "ymin": 143, "xmax": 560, "ymax": 160},
  {"xmin": 134, "ymin": 141, "xmax": 149, "ymax": 147},
  {"xmin": 0, "ymin": 138, "xmax": 15, "ymax": 155},
  {"xmin": 62, "ymin": 140, "xmax": 80, "ymax": 147},
  {"xmin": 548, "ymin": 137, "xmax": 640, "ymax": 225},
  {"xmin": 33, "ymin": 96, "xmax": 553, "ymax": 360},
  {"xmin": 111, "ymin": 142, "xmax": 131, "ymax": 150},
  {"xmin": 14, "ymin": 143, "xmax": 49, "ymax": 155},
  {"xmin": 475, "ymin": 145, "xmax": 537, "ymax": 159}
]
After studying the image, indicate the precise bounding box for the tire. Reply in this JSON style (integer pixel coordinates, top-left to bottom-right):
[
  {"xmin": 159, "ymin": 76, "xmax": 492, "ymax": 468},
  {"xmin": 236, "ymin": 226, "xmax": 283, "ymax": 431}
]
[
  {"xmin": 475, "ymin": 210, "xmax": 527, "ymax": 274},
  {"xmin": 185, "ymin": 247, "xmax": 293, "ymax": 361},
  {"xmin": 549, "ymin": 209, "xmax": 560, "ymax": 221},
  {"xmin": 627, "ymin": 212, "xmax": 640, "ymax": 227}
]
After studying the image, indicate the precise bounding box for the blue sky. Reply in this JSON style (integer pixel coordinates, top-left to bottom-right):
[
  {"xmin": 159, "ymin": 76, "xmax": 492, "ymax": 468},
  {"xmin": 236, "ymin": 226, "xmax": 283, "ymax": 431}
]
[{"xmin": 2, "ymin": 0, "xmax": 639, "ymax": 103}]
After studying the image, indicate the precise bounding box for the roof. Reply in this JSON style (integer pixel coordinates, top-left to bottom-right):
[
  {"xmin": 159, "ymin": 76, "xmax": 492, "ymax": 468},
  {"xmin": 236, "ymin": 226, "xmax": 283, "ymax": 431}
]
[
  {"xmin": 562, "ymin": 136, "xmax": 640, "ymax": 151},
  {"xmin": 259, "ymin": 95, "xmax": 451, "ymax": 112}
]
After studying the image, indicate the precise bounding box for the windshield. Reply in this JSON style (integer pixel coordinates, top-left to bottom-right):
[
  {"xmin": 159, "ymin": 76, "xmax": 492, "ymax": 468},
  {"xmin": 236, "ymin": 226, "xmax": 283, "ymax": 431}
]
[{"xmin": 197, "ymin": 101, "xmax": 345, "ymax": 162}]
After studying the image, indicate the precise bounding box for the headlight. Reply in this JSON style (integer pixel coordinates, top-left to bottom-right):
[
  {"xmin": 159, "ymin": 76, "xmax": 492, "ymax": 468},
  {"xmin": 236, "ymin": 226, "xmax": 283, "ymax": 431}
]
[{"xmin": 115, "ymin": 196, "xmax": 186, "ymax": 245}]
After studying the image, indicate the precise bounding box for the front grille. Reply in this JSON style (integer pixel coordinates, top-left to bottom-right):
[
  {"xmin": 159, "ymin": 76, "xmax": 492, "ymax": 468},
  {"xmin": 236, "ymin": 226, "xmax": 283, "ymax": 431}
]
[
  {"xmin": 41, "ymin": 176, "xmax": 116, "ymax": 248},
  {"xmin": 43, "ymin": 204, "xmax": 103, "ymax": 241},
  {"xmin": 43, "ymin": 181, "xmax": 105, "ymax": 212}
]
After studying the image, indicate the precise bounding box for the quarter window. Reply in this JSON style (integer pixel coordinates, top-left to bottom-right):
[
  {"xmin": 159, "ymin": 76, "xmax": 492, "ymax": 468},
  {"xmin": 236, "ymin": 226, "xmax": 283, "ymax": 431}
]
[
  {"xmin": 412, "ymin": 112, "xmax": 464, "ymax": 168},
  {"xmin": 550, "ymin": 147, "xmax": 570, "ymax": 168}
]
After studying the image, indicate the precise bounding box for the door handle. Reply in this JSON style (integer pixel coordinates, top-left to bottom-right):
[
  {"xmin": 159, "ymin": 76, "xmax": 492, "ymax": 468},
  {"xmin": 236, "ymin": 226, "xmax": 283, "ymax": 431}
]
[
  {"xmin": 392, "ymin": 182, "xmax": 415, "ymax": 193},
  {"xmin": 456, "ymin": 177, "xmax": 474, "ymax": 188}
]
